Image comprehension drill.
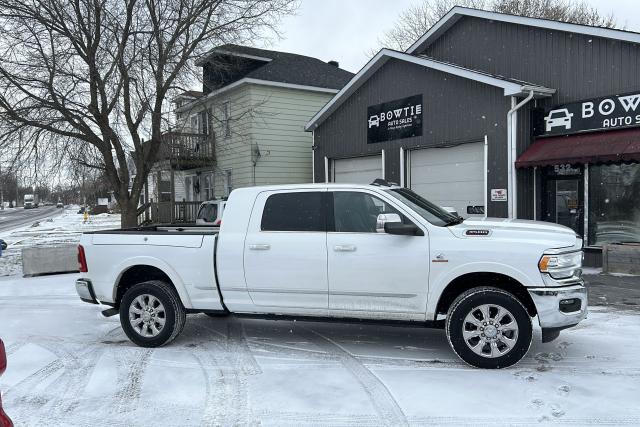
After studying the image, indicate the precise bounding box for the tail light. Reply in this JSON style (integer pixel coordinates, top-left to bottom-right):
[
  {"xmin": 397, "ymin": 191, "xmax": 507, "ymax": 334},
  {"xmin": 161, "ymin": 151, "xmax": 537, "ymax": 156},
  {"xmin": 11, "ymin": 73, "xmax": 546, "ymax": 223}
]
[
  {"xmin": 214, "ymin": 219, "xmax": 221, "ymax": 226},
  {"xmin": 78, "ymin": 245, "xmax": 88, "ymax": 273}
]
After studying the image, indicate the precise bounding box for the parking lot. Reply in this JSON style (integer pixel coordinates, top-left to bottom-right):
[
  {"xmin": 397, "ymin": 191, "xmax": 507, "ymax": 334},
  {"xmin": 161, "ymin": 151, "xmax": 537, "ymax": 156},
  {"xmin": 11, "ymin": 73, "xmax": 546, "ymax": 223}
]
[{"xmin": 1, "ymin": 273, "xmax": 638, "ymax": 426}]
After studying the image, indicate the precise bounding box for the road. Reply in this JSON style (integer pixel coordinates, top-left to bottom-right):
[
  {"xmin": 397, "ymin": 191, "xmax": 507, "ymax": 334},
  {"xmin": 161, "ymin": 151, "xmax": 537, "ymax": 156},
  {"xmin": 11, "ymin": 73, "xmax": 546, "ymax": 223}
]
[
  {"xmin": 0, "ymin": 274, "xmax": 638, "ymax": 426},
  {"xmin": 0, "ymin": 205, "xmax": 61, "ymax": 233}
]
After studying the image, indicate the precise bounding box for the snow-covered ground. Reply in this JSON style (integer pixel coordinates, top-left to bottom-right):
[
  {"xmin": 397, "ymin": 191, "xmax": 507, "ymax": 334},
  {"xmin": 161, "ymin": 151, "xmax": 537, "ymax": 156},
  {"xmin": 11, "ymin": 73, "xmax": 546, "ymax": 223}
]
[
  {"xmin": 0, "ymin": 208, "xmax": 120, "ymax": 276},
  {"xmin": 0, "ymin": 274, "xmax": 638, "ymax": 426}
]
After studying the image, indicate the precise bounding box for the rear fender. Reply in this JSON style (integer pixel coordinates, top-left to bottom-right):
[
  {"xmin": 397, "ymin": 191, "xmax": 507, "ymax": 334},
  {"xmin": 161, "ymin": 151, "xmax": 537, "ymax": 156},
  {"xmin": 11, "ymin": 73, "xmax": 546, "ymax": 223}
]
[{"xmin": 111, "ymin": 256, "xmax": 193, "ymax": 309}]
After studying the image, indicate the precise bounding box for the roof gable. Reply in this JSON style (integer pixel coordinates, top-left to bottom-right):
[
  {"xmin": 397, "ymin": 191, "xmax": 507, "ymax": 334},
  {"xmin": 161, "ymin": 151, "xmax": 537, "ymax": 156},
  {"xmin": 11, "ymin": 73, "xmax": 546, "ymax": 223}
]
[
  {"xmin": 407, "ymin": 7, "xmax": 640, "ymax": 54},
  {"xmin": 305, "ymin": 49, "xmax": 553, "ymax": 131}
]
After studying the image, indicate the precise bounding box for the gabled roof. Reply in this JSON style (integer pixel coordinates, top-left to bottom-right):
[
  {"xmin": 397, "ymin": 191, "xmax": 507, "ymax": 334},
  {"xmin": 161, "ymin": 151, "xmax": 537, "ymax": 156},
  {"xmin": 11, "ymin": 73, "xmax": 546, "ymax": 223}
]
[
  {"xmin": 196, "ymin": 44, "xmax": 354, "ymax": 91},
  {"xmin": 305, "ymin": 49, "xmax": 554, "ymax": 131},
  {"xmin": 406, "ymin": 6, "xmax": 640, "ymax": 54}
]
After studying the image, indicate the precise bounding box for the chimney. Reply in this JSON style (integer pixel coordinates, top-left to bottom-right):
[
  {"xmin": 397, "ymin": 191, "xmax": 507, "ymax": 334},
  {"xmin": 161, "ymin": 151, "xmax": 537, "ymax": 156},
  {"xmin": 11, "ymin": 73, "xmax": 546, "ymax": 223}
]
[{"xmin": 328, "ymin": 60, "xmax": 339, "ymax": 67}]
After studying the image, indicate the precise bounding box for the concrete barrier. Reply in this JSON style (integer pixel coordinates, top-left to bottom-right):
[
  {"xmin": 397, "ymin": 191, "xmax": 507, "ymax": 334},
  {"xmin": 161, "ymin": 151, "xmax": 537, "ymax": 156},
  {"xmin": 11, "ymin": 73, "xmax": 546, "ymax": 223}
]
[
  {"xmin": 603, "ymin": 243, "xmax": 640, "ymax": 275},
  {"xmin": 22, "ymin": 244, "xmax": 79, "ymax": 277}
]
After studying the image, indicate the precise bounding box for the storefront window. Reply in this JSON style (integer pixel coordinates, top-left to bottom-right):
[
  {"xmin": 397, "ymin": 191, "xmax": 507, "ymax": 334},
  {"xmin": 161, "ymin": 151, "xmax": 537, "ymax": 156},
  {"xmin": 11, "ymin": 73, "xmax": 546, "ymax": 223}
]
[{"xmin": 588, "ymin": 163, "xmax": 640, "ymax": 246}]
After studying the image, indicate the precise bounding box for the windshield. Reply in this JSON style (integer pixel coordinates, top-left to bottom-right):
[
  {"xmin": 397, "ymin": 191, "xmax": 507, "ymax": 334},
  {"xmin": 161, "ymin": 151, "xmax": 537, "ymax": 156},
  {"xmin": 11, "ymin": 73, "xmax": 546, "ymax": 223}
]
[{"xmin": 385, "ymin": 188, "xmax": 460, "ymax": 227}]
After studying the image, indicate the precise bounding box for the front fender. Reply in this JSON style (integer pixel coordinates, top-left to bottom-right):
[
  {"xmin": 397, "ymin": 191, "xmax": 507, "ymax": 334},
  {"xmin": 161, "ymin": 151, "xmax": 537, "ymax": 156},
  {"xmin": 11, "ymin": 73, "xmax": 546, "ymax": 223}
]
[
  {"xmin": 426, "ymin": 261, "xmax": 541, "ymax": 320},
  {"xmin": 110, "ymin": 256, "xmax": 194, "ymax": 309}
]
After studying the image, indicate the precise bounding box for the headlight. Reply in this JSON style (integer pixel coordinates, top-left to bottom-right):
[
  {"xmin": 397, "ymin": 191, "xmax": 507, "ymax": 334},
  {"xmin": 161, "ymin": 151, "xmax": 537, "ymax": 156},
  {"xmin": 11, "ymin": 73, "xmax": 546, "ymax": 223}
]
[{"xmin": 538, "ymin": 251, "xmax": 582, "ymax": 279}]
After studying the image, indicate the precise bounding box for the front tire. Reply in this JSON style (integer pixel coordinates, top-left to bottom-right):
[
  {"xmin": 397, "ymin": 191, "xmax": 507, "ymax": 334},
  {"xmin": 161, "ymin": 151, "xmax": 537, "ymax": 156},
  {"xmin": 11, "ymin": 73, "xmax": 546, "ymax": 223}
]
[
  {"xmin": 120, "ymin": 280, "xmax": 186, "ymax": 348},
  {"xmin": 446, "ymin": 287, "xmax": 532, "ymax": 369}
]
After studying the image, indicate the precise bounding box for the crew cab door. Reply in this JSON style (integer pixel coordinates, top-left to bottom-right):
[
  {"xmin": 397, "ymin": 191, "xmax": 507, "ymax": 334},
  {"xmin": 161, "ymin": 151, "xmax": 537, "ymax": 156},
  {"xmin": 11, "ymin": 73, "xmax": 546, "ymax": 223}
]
[
  {"xmin": 243, "ymin": 189, "xmax": 328, "ymax": 313},
  {"xmin": 327, "ymin": 190, "xmax": 429, "ymax": 320}
]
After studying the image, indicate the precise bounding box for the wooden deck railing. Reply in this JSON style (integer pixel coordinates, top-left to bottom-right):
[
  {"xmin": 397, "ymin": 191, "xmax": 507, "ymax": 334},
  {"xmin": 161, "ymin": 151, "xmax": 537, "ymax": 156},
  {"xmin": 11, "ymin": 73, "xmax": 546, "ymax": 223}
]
[
  {"xmin": 157, "ymin": 132, "xmax": 215, "ymax": 164},
  {"xmin": 138, "ymin": 201, "xmax": 202, "ymax": 225}
]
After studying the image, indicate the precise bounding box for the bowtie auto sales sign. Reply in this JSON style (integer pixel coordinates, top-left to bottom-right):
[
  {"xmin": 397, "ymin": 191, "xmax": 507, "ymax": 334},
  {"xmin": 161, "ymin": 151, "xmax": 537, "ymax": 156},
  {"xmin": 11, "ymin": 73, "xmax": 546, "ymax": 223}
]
[
  {"xmin": 533, "ymin": 91, "xmax": 640, "ymax": 137},
  {"xmin": 367, "ymin": 95, "xmax": 423, "ymax": 144}
]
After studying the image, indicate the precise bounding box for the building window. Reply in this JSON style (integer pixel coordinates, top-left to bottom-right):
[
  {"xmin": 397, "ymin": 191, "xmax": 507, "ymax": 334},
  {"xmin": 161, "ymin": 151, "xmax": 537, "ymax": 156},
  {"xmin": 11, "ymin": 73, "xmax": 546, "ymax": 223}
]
[
  {"xmin": 190, "ymin": 114, "xmax": 199, "ymax": 133},
  {"xmin": 185, "ymin": 176, "xmax": 192, "ymax": 201},
  {"xmin": 158, "ymin": 180, "xmax": 171, "ymax": 202},
  {"xmin": 222, "ymin": 101, "xmax": 231, "ymax": 138},
  {"xmin": 588, "ymin": 163, "xmax": 640, "ymax": 246},
  {"xmin": 199, "ymin": 110, "xmax": 209, "ymax": 135},
  {"xmin": 203, "ymin": 174, "xmax": 214, "ymax": 200}
]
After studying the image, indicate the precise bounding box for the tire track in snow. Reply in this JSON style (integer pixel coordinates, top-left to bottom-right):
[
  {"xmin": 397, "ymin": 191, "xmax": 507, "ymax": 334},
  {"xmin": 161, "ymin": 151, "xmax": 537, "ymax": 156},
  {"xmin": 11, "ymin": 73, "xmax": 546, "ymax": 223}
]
[
  {"xmin": 189, "ymin": 321, "xmax": 255, "ymax": 426},
  {"xmin": 299, "ymin": 326, "xmax": 409, "ymax": 427},
  {"xmin": 38, "ymin": 342, "xmax": 104, "ymax": 421},
  {"xmin": 113, "ymin": 348, "xmax": 154, "ymax": 415}
]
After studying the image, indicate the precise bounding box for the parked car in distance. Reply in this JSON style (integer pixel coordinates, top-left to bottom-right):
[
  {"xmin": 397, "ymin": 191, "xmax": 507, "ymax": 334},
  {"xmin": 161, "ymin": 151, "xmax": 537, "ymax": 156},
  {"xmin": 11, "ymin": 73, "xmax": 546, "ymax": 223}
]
[
  {"xmin": 75, "ymin": 181, "xmax": 587, "ymax": 369},
  {"xmin": 195, "ymin": 200, "xmax": 226, "ymax": 226},
  {"xmin": 0, "ymin": 339, "xmax": 14, "ymax": 427},
  {"xmin": 56, "ymin": 202, "xmax": 64, "ymax": 209}
]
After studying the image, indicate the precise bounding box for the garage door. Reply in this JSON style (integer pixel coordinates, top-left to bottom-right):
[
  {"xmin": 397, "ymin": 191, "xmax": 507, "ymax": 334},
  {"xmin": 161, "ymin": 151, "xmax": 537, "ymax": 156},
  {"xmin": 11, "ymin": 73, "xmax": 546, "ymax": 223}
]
[
  {"xmin": 333, "ymin": 155, "xmax": 382, "ymax": 185},
  {"xmin": 410, "ymin": 142, "xmax": 485, "ymax": 217}
]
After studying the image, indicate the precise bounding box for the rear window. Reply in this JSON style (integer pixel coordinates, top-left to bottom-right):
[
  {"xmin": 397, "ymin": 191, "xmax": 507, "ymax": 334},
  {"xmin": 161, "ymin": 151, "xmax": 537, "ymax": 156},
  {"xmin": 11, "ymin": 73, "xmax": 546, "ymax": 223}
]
[
  {"xmin": 261, "ymin": 192, "xmax": 325, "ymax": 232},
  {"xmin": 197, "ymin": 203, "xmax": 218, "ymax": 222}
]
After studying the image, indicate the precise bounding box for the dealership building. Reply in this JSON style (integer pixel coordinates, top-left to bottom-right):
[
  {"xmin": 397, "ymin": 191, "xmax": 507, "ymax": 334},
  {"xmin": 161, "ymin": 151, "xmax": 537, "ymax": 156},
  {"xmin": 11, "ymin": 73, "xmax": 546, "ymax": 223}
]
[{"xmin": 306, "ymin": 7, "xmax": 640, "ymax": 266}]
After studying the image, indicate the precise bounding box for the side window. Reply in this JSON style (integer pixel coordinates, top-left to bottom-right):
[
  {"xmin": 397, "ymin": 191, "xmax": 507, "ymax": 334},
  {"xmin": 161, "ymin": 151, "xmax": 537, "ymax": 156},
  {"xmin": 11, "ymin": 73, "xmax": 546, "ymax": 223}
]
[
  {"xmin": 261, "ymin": 192, "xmax": 325, "ymax": 232},
  {"xmin": 332, "ymin": 192, "xmax": 402, "ymax": 233}
]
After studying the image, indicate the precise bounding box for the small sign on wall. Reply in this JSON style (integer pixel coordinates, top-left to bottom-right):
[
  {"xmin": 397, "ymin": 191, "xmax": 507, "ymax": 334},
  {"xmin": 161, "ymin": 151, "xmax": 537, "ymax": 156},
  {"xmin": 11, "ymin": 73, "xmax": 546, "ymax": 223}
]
[{"xmin": 491, "ymin": 189, "xmax": 508, "ymax": 202}]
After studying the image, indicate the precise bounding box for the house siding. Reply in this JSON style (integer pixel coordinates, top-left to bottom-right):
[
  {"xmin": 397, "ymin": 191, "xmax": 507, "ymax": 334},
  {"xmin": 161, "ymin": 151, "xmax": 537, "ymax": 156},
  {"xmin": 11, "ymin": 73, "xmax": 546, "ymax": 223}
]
[{"xmin": 249, "ymin": 85, "xmax": 334, "ymax": 186}]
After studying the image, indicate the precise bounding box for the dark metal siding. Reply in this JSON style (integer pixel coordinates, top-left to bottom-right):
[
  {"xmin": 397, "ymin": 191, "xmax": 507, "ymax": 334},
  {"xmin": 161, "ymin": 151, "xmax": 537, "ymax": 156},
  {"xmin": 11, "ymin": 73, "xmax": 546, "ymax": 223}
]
[
  {"xmin": 420, "ymin": 16, "xmax": 640, "ymax": 105},
  {"xmin": 313, "ymin": 58, "xmax": 512, "ymax": 217},
  {"xmin": 419, "ymin": 16, "xmax": 640, "ymax": 219}
]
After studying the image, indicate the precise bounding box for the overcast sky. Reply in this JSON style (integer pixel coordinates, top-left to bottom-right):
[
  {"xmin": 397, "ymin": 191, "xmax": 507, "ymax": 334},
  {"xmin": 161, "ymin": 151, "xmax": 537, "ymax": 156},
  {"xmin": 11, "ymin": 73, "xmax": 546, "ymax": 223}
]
[{"xmin": 267, "ymin": 0, "xmax": 640, "ymax": 73}]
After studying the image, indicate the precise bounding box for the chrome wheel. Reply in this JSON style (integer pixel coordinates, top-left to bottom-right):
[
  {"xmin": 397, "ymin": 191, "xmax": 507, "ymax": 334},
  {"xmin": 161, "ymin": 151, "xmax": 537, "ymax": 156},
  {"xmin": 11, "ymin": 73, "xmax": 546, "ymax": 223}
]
[
  {"xmin": 462, "ymin": 304, "xmax": 519, "ymax": 358},
  {"xmin": 129, "ymin": 294, "xmax": 166, "ymax": 338}
]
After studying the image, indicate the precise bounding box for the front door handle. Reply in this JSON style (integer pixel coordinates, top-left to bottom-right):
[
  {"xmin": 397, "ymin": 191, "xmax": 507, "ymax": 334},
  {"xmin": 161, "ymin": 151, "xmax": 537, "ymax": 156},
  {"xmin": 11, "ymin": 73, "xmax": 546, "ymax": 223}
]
[
  {"xmin": 249, "ymin": 244, "xmax": 271, "ymax": 251},
  {"xmin": 334, "ymin": 244, "xmax": 356, "ymax": 252}
]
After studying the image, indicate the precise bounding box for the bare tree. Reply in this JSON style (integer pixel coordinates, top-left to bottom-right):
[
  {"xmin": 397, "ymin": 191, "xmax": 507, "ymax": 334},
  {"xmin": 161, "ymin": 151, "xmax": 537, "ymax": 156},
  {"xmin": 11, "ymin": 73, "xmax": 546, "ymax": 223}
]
[
  {"xmin": 0, "ymin": 0, "xmax": 297, "ymax": 227},
  {"xmin": 371, "ymin": 0, "xmax": 617, "ymax": 53}
]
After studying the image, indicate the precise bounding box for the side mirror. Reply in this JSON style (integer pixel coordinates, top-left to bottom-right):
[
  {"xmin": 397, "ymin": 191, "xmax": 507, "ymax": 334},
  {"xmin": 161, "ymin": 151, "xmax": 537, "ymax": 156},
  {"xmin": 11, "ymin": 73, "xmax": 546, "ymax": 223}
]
[
  {"xmin": 384, "ymin": 222, "xmax": 424, "ymax": 236},
  {"xmin": 376, "ymin": 213, "xmax": 402, "ymax": 233}
]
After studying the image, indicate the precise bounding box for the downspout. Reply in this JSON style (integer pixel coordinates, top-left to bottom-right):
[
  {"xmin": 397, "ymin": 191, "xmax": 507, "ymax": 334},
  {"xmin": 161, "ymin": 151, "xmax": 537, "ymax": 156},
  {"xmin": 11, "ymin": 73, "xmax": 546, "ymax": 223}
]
[
  {"xmin": 507, "ymin": 90, "xmax": 535, "ymax": 219},
  {"xmin": 399, "ymin": 147, "xmax": 405, "ymax": 187},
  {"xmin": 324, "ymin": 156, "xmax": 329, "ymax": 183},
  {"xmin": 483, "ymin": 135, "xmax": 488, "ymax": 218},
  {"xmin": 381, "ymin": 149, "xmax": 386, "ymax": 180}
]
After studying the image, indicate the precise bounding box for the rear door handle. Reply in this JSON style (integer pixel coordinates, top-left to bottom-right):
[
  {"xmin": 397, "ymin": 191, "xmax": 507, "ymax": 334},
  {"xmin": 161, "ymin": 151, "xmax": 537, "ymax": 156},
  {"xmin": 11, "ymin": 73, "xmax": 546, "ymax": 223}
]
[
  {"xmin": 334, "ymin": 244, "xmax": 356, "ymax": 252},
  {"xmin": 249, "ymin": 244, "xmax": 271, "ymax": 251}
]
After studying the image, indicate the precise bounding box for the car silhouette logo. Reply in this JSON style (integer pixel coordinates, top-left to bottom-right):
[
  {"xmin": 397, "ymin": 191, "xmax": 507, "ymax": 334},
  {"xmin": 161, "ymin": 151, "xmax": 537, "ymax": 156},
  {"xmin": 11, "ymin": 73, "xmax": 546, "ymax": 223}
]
[
  {"xmin": 544, "ymin": 108, "xmax": 573, "ymax": 131},
  {"xmin": 368, "ymin": 115, "xmax": 380, "ymax": 128}
]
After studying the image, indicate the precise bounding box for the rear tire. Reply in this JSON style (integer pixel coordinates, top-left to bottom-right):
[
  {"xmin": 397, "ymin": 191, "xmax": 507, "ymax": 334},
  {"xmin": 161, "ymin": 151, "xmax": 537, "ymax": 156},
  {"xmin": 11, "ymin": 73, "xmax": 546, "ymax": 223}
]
[
  {"xmin": 446, "ymin": 287, "xmax": 532, "ymax": 369},
  {"xmin": 120, "ymin": 280, "xmax": 186, "ymax": 348}
]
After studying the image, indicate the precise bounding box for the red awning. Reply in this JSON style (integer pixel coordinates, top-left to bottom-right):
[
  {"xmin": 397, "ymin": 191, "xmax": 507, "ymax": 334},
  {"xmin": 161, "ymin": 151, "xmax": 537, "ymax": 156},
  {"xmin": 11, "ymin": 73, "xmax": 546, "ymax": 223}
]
[{"xmin": 516, "ymin": 128, "xmax": 640, "ymax": 168}]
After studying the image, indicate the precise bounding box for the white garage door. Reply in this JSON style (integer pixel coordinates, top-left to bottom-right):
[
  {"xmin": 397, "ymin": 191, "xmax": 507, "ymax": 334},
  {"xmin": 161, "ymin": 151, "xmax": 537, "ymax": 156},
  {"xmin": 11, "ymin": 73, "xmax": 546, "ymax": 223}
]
[
  {"xmin": 410, "ymin": 142, "xmax": 485, "ymax": 217},
  {"xmin": 333, "ymin": 155, "xmax": 382, "ymax": 185}
]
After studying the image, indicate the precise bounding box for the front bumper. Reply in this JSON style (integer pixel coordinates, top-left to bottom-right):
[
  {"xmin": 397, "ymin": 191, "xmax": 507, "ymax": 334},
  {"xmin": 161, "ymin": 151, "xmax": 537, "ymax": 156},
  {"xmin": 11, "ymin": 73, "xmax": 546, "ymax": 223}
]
[
  {"xmin": 76, "ymin": 279, "xmax": 98, "ymax": 304},
  {"xmin": 528, "ymin": 281, "xmax": 587, "ymax": 337}
]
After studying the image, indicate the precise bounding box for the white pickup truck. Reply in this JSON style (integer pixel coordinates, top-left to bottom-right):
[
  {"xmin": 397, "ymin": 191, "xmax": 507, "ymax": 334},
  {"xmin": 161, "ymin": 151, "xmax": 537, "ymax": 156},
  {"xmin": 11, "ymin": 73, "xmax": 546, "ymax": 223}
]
[{"xmin": 75, "ymin": 182, "xmax": 587, "ymax": 368}]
